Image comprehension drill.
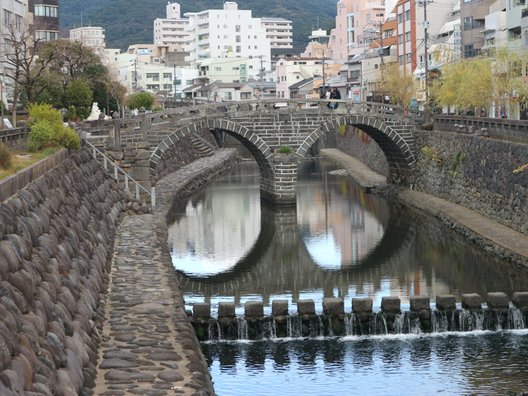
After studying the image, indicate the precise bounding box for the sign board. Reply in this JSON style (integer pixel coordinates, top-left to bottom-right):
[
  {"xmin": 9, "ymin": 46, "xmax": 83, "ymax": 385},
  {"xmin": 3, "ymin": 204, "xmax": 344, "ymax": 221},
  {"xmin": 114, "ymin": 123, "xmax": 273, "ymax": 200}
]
[{"xmin": 3, "ymin": 118, "xmax": 12, "ymax": 129}]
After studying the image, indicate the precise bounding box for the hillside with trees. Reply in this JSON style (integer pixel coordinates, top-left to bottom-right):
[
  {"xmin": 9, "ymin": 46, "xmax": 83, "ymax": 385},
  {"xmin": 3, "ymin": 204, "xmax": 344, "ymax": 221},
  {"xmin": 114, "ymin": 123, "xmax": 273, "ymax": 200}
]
[{"xmin": 60, "ymin": 0, "xmax": 337, "ymax": 52}]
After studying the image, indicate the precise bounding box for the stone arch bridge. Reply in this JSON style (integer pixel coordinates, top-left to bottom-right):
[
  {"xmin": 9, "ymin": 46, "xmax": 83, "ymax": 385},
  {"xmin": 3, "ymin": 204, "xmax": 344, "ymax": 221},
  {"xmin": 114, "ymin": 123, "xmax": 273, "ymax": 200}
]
[{"xmin": 109, "ymin": 99, "xmax": 418, "ymax": 204}]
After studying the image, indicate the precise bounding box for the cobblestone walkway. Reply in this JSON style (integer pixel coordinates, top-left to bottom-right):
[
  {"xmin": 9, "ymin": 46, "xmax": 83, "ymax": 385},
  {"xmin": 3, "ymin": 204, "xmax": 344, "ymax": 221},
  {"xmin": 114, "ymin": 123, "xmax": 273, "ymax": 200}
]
[{"xmin": 92, "ymin": 215, "xmax": 213, "ymax": 396}]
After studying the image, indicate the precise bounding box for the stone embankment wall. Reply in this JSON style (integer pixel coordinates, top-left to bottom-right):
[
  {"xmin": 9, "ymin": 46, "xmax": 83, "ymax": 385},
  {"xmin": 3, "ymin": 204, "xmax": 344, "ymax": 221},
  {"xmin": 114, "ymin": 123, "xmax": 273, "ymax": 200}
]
[
  {"xmin": 0, "ymin": 149, "xmax": 126, "ymax": 395},
  {"xmin": 335, "ymin": 127, "xmax": 528, "ymax": 235},
  {"xmin": 413, "ymin": 129, "xmax": 528, "ymax": 235},
  {"xmin": 335, "ymin": 126, "xmax": 389, "ymax": 177}
]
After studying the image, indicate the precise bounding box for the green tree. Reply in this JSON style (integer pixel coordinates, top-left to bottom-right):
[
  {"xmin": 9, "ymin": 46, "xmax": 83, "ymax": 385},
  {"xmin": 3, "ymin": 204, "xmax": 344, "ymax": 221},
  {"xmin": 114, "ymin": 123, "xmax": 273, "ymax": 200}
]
[
  {"xmin": 126, "ymin": 92, "xmax": 155, "ymax": 110},
  {"xmin": 379, "ymin": 63, "xmax": 415, "ymax": 107},
  {"xmin": 65, "ymin": 79, "xmax": 93, "ymax": 119},
  {"xmin": 431, "ymin": 57, "xmax": 493, "ymax": 113}
]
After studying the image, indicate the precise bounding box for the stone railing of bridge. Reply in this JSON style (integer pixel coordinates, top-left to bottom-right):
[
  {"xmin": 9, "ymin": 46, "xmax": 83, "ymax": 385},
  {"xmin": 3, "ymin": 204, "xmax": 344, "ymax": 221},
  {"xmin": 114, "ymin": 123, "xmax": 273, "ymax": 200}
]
[{"xmin": 433, "ymin": 114, "xmax": 528, "ymax": 143}]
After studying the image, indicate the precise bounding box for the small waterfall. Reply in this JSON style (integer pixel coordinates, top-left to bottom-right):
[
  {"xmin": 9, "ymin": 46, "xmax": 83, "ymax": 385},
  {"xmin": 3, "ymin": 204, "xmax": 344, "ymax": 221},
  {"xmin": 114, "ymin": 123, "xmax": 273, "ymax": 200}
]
[
  {"xmin": 198, "ymin": 308, "xmax": 527, "ymax": 341},
  {"xmin": 507, "ymin": 307, "xmax": 526, "ymax": 330},
  {"xmin": 370, "ymin": 313, "xmax": 388, "ymax": 335},
  {"xmin": 262, "ymin": 318, "xmax": 277, "ymax": 339},
  {"xmin": 431, "ymin": 311, "xmax": 453, "ymax": 332},
  {"xmin": 392, "ymin": 313, "xmax": 407, "ymax": 334},
  {"xmin": 344, "ymin": 314, "xmax": 355, "ymax": 336},
  {"xmin": 237, "ymin": 318, "xmax": 248, "ymax": 339},
  {"xmin": 287, "ymin": 315, "xmax": 303, "ymax": 338},
  {"xmin": 459, "ymin": 309, "xmax": 484, "ymax": 331}
]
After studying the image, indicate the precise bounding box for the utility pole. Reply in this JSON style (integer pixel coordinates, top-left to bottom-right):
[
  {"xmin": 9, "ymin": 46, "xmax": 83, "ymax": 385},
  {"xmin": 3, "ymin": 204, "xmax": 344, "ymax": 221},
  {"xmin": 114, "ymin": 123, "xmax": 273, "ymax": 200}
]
[
  {"xmin": 322, "ymin": 50, "xmax": 326, "ymax": 93},
  {"xmin": 420, "ymin": 0, "xmax": 433, "ymax": 119},
  {"xmin": 132, "ymin": 58, "xmax": 138, "ymax": 91}
]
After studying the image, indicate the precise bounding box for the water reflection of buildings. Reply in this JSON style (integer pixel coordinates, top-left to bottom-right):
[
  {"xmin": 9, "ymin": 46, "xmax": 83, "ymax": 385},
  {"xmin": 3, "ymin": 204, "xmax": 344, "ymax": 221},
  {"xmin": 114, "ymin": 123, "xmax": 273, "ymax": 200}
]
[
  {"xmin": 296, "ymin": 170, "xmax": 388, "ymax": 268},
  {"xmin": 168, "ymin": 165, "xmax": 261, "ymax": 275}
]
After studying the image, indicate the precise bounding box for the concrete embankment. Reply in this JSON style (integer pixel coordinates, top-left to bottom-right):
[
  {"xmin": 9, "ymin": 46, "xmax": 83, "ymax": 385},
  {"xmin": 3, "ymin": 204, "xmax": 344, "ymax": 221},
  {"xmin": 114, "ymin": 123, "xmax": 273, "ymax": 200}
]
[{"xmin": 321, "ymin": 148, "xmax": 528, "ymax": 268}]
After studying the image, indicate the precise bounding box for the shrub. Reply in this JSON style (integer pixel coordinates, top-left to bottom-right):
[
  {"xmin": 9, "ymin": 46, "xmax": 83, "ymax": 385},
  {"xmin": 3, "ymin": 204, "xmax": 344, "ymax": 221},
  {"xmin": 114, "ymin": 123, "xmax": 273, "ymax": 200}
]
[
  {"xmin": 126, "ymin": 92, "xmax": 154, "ymax": 110},
  {"xmin": 53, "ymin": 126, "xmax": 81, "ymax": 149},
  {"xmin": 64, "ymin": 106, "xmax": 78, "ymax": 122},
  {"xmin": 277, "ymin": 146, "xmax": 292, "ymax": 154},
  {"xmin": 27, "ymin": 120, "xmax": 55, "ymax": 152},
  {"xmin": 27, "ymin": 103, "xmax": 63, "ymax": 129},
  {"xmin": 0, "ymin": 143, "xmax": 11, "ymax": 169},
  {"xmin": 152, "ymin": 105, "xmax": 164, "ymax": 112}
]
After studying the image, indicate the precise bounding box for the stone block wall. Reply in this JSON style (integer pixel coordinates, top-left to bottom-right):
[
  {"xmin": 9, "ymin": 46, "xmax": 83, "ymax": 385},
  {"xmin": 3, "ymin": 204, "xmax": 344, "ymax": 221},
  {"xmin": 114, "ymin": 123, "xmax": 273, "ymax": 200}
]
[
  {"xmin": 335, "ymin": 126, "xmax": 389, "ymax": 177},
  {"xmin": 334, "ymin": 126, "xmax": 528, "ymax": 235},
  {"xmin": 414, "ymin": 130, "xmax": 528, "ymax": 235},
  {"xmin": 0, "ymin": 148, "xmax": 126, "ymax": 394}
]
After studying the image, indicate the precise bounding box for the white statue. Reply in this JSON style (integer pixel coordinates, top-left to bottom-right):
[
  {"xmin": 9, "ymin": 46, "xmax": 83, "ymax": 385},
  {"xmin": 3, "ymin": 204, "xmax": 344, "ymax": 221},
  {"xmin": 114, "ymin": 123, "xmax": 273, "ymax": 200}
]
[{"xmin": 87, "ymin": 102, "xmax": 101, "ymax": 121}]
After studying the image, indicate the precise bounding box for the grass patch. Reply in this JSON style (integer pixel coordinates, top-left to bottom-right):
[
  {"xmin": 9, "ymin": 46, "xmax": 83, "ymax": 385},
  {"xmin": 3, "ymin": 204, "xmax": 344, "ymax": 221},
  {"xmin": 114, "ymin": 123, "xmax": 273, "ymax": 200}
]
[{"xmin": 0, "ymin": 147, "xmax": 59, "ymax": 180}]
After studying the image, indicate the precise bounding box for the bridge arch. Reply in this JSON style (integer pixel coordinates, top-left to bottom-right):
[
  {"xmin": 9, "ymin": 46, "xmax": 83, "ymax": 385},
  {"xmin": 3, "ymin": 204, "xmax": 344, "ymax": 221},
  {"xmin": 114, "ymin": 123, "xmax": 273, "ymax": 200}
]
[
  {"xmin": 149, "ymin": 118, "xmax": 283, "ymax": 201},
  {"xmin": 297, "ymin": 115, "xmax": 416, "ymax": 184}
]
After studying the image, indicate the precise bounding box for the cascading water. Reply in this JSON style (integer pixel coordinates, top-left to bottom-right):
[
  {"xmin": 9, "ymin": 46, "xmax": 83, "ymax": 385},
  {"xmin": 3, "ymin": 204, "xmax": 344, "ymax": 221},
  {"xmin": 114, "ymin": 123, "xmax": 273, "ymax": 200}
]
[{"xmin": 196, "ymin": 307, "xmax": 528, "ymax": 341}]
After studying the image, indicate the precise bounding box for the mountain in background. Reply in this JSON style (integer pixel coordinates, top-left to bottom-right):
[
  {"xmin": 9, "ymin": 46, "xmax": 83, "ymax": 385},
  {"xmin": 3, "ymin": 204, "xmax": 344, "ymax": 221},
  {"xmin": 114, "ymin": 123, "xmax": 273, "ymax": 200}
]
[{"xmin": 60, "ymin": 0, "xmax": 337, "ymax": 52}]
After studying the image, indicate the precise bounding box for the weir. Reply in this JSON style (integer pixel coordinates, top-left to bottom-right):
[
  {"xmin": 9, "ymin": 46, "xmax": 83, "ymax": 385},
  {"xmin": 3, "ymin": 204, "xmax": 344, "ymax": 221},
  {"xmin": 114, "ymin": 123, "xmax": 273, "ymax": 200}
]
[{"xmin": 190, "ymin": 293, "xmax": 528, "ymax": 341}]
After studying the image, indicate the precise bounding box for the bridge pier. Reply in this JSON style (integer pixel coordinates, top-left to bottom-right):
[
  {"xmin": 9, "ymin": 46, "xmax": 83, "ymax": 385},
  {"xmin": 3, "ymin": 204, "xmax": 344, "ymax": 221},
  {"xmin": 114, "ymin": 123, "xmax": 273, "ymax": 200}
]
[{"xmin": 260, "ymin": 153, "xmax": 300, "ymax": 205}]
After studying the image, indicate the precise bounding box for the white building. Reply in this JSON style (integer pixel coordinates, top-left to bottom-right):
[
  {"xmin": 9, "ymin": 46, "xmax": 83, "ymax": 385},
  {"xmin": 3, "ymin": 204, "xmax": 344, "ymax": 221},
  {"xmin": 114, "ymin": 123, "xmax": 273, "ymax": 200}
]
[
  {"xmin": 69, "ymin": 26, "xmax": 106, "ymax": 58},
  {"xmin": 197, "ymin": 57, "xmax": 250, "ymax": 84},
  {"xmin": 112, "ymin": 52, "xmax": 198, "ymax": 96},
  {"xmin": 184, "ymin": 2, "xmax": 271, "ymax": 81},
  {"xmin": 153, "ymin": 2, "xmax": 191, "ymax": 51},
  {"xmin": 275, "ymin": 57, "xmax": 326, "ymax": 99},
  {"xmin": 1, "ymin": 0, "xmax": 29, "ymax": 114},
  {"xmin": 261, "ymin": 17, "xmax": 293, "ymax": 49}
]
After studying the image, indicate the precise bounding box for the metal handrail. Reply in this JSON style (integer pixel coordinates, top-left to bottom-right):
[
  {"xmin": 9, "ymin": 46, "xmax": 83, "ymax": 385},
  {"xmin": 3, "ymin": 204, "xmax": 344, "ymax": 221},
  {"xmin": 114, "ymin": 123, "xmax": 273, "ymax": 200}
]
[{"xmin": 84, "ymin": 140, "xmax": 156, "ymax": 208}]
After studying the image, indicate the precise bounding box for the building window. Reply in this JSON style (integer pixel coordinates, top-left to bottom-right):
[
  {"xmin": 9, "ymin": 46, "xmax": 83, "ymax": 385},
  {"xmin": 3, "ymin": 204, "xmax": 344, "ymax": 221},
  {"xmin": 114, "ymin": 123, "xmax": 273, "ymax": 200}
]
[
  {"xmin": 241, "ymin": 92, "xmax": 251, "ymax": 99},
  {"xmin": 4, "ymin": 10, "xmax": 11, "ymax": 25},
  {"xmin": 463, "ymin": 16, "xmax": 473, "ymax": 31},
  {"xmin": 405, "ymin": 9, "xmax": 410, "ymax": 20},
  {"xmin": 34, "ymin": 5, "xmax": 58, "ymax": 18},
  {"xmin": 163, "ymin": 73, "xmax": 172, "ymax": 79},
  {"xmin": 464, "ymin": 44, "xmax": 474, "ymax": 57},
  {"xmin": 399, "ymin": 55, "xmax": 404, "ymax": 65},
  {"xmin": 398, "ymin": 34, "xmax": 403, "ymax": 44},
  {"xmin": 397, "ymin": 13, "xmax": 403, "ymax": 23},
  {"xmin": 35, "ymin": 30, "xmax": 58, "ymax": 41},
  {"xmin": 405, "ymin": 31, "xmax": 411, "ymax": 42},
  {"xmin": 235, "ymin": 25, "xmax": 240, "ymax": 32},
  {"xmin": 146, "ymin": 73, "xmax": 160, "ymax": 81}
]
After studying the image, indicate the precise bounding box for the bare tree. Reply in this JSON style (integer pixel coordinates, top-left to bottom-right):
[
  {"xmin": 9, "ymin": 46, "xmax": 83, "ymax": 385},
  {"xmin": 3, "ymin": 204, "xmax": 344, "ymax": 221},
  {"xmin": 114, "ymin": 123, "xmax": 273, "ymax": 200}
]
[{"xmin": 2, "ymin": 20, "xmax": 54, "ymax": 126}]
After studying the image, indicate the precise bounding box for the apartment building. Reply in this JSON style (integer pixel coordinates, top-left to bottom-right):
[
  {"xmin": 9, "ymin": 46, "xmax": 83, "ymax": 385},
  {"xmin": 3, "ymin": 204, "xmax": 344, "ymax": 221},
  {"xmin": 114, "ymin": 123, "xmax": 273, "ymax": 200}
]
[
  {"xmin": 1, "ymin": 0, "xmax": 30, "ymax": 114},
  {"xmin": 29, "ymin": 0, "xmax": 58, "ymax": 42},
  {"xmin": 69, "ymin": 26, "xmax": 106, "ymax": 58},
  {"xmin": 261, "ymin": 17, "xmax": 293, "ymax": 49},
  {"xmin": 184, "ymin": 2, "xmax": 271, "ymax": 80},
  {"xmin": 153, "ymin": 2, "xmax": 191, "ymax": 51},
  {"xmin": 275, "ymin": 57, "xmax": 325, "ymax": 98},
  {"xmin": 327, "ymin": 0, "xmax": 386, "ymax": 63}
]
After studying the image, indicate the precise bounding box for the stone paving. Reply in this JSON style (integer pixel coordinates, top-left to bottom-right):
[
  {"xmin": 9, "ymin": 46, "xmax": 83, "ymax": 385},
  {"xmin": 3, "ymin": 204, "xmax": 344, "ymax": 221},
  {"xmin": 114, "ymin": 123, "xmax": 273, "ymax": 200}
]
[
  {"xmin": 91, "ymin": 151, "xmax": 239, "ymax": 396},
  {"xmin": 92, "ymin": 215, "xmax": 214, "ymax": 396}
]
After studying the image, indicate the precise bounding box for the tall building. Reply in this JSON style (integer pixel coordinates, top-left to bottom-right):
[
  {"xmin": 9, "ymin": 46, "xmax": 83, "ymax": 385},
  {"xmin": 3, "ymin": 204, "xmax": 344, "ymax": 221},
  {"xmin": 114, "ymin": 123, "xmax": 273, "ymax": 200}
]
[
  {"xmin": 29, "ymin": 0, "xmax": 59, "ymax": 42},
  {"xmin": 261, "ymin": 17, "xmax": 293, "ymax": 49},
  {"xmin": 1, "ymin": 0, "xmax": 30, "ymax": 113},
  {"xmin": 184, "ymin": 2, "xmax": 271, "ymax": 80},
  {"xmin": 69, "ymin": 26, "xmax": 106, "ymax": 58},
  {"xmin": 328, "ymin": 0, "xmax": 386, "ymax": 63},
  {"xmin": 153, "ymin": 2, "xmax": 191, "ymax": 51},
  {"xmin": 459, "ymin": 0, "xmax": 494, "ymax": 57}
]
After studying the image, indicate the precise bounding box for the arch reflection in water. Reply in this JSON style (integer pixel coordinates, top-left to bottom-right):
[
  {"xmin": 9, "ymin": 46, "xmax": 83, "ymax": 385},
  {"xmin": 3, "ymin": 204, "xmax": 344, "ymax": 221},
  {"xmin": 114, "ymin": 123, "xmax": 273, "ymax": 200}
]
[
  {"xmin": 169, "ymin": 159, "xmax": 528, "ymax": 314},
  {"xmin": 296, "ymin": 160, "xmax": 389, "ymax": 269},
  {"xmin": 167, "ymin": 164, "xmax": 261, "ymax": 276}
]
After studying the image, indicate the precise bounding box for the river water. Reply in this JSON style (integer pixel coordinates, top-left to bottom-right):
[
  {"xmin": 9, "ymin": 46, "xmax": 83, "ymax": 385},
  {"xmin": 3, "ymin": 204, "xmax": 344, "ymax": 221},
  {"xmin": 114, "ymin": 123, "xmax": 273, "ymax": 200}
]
[{"xmin": 167, "ymin": 158, "xmax": 528, "ymax": 395}]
